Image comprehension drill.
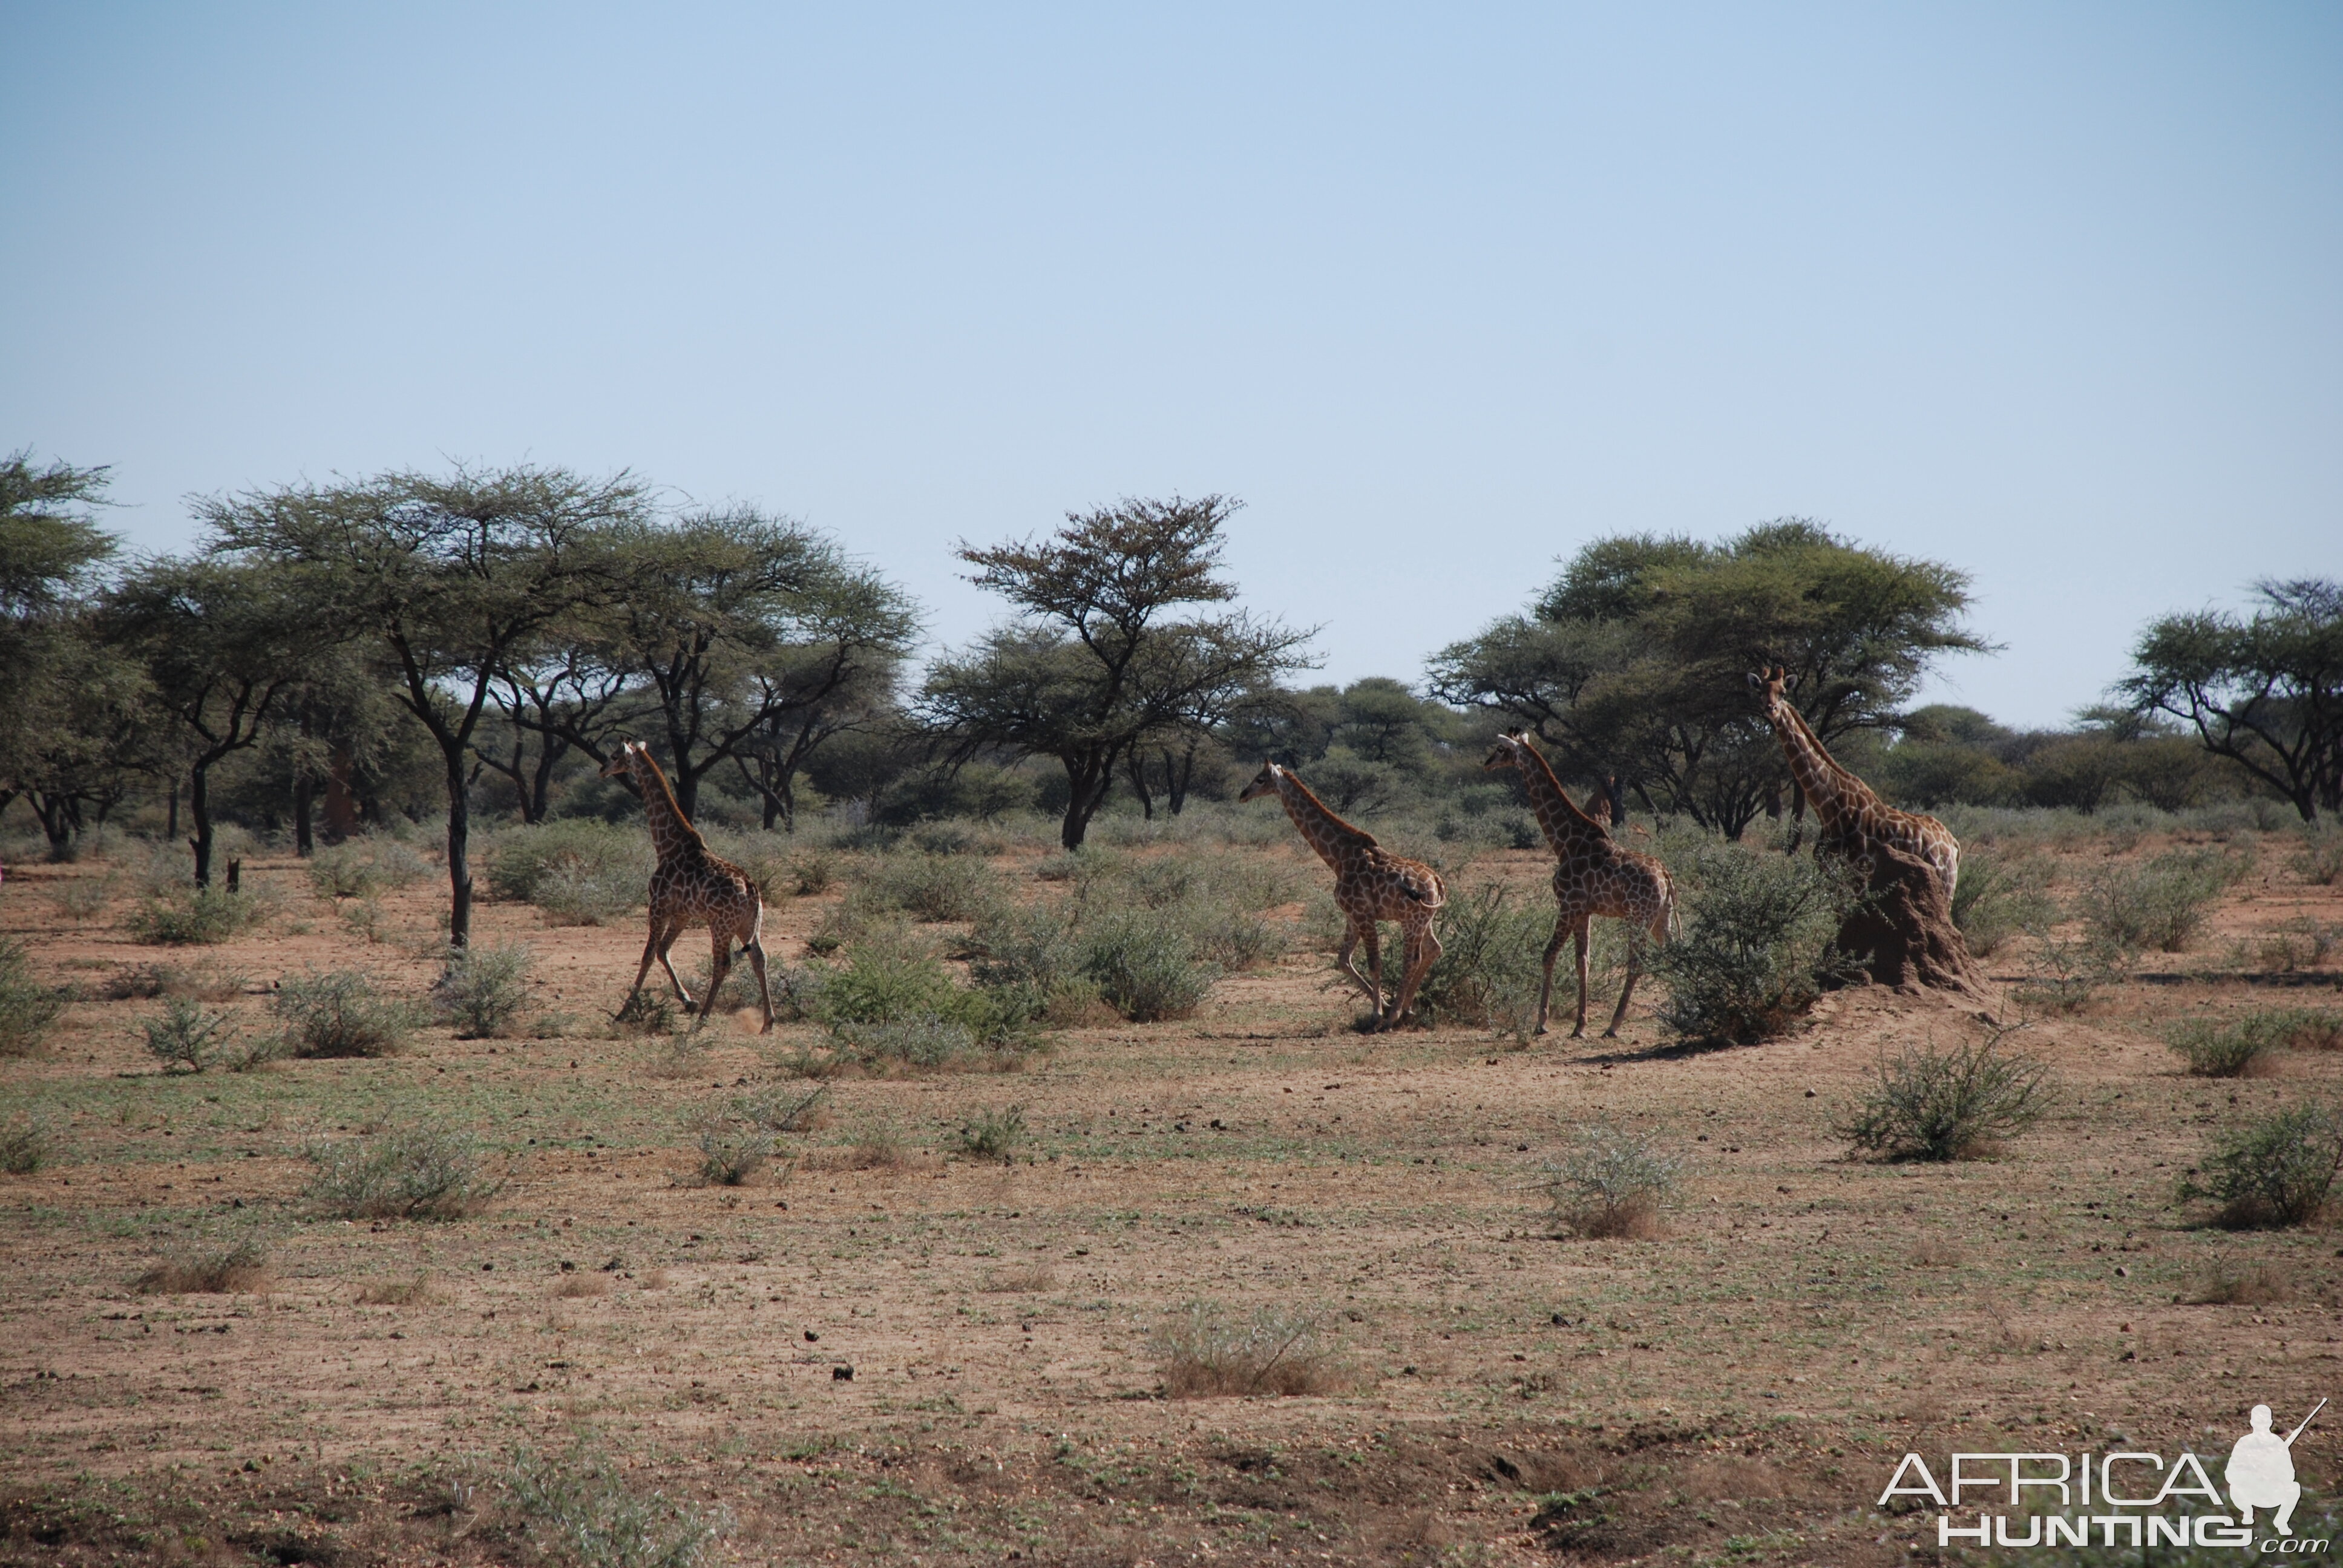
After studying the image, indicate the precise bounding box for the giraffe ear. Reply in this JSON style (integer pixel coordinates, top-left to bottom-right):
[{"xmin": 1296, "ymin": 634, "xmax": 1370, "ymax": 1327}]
[
  {"xmin": 1781, "ymin": 671, "xmax": 1799, "ymax": 693},
  {"xmin": 1745, "ymin": 673, "xmax": 1763, "ymax": 691}
]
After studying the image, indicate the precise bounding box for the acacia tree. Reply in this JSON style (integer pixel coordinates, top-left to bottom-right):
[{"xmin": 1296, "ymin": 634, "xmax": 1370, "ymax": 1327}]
[
  {"xmin": 1429, "ymin": 522, "xmax": 1987, "ymax": 837},
  {"xmin": 202, "ymin": 466, "xmax": 642, "ymax": 945},
  {"xmin": 920, "ymin": 495, "xmax": 1314, "ymax": 849},
  {"xmin": 104, "ymin": 557, "xmax": 311, "ymax": 885},
  {"xmin": 2120, "ymin": 579, "xmax": 2343, "ymax": 822}
]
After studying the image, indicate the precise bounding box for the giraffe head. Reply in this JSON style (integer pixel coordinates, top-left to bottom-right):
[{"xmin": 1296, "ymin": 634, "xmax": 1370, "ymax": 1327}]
[
  {"xmin": 1480, "ymin": 731, "xmax": 1530, "ymax": 773},
  {"xmin": 1746, "ymin": 664, "xmax": 1797, "ymax": 713},
  {"xmin": 599, "ymin": 741, "xmax": 640, "ymax": 782},
  {"xmin": 1237, "ymin": 762, "xmax": 1285, "ymax": 802}
]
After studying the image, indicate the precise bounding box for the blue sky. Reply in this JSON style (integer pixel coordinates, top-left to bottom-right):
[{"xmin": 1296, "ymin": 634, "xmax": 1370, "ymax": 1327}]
[{"xmin": 3, "ymin": 4, "xmax": 2335, "ymax": 728}]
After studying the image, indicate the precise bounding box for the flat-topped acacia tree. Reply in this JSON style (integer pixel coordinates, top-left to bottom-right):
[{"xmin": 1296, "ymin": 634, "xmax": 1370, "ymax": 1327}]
[
  {"xmin": 200, "ymin": 466, "xmax": 641, "ymax": 946},
  {"xmin": 920, "ymin": 495, "xmax": 1314, "ymax": 851}
]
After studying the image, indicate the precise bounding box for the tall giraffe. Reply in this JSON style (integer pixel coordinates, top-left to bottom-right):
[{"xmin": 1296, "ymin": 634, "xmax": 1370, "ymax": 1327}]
[
  {"xmin": 1748, "ymin": 666, "xmax": 1959, "ymax": 900},
  {"xmin": 600, "ymin": 740, "xmax": 775, "ymax": 1032},
  {"xmin": 1238, "ymin": 762, "xmax": 1446, "ymax": 1030},
  {"xmin": 1483, "ymin": 733, "xmax": 1676, "ymax": 1038}
]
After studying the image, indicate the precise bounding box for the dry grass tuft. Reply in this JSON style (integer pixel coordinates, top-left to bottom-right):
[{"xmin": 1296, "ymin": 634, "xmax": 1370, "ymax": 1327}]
[
  {"xmin": 1150, "ymin": 1302, "xmax": 1348, "ymax": 1398},
  {"xmin": 136, "ymin": 1238, "xmax": 272, "ymax": 1295},
  {"xmin": 553, "ymin": 1273, "xmax": 614, "ymax": 1299},
  {"xmin": 1909, "ymin": 1239, "xmax": 1963, "ymax": 1269},
  {"xmin": 356, "ymin": 1273, "xmax": 437, "ymax": 1305},
  {"xmin": 2187, "ymin": 1263, "xmax": 2293, "ymax": 1306},
  {"xmin": 809, "ymin": 1127, "xmax": 909, "ymax": 1171},
  {"xmin": 637, "ymin": 1267, "xmax": 670, "ymax": 1290},
  {"xmin": 979, "ymin": 1263, "xmax": 1057, "ymax": 1293}
]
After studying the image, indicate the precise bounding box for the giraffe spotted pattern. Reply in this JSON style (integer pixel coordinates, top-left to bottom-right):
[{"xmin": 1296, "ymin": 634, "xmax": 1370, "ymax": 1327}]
[
  {"xmin": 600, "ymin": 740, "xmax": 776, "ymax": 1032},
  {"xmin": 1238, "ymin": 762, "xmax": 1446, "ymax": 1030},
  {"xmin": 1749, "ymin": 665, "xmax": 1960, "ymax": 901}
]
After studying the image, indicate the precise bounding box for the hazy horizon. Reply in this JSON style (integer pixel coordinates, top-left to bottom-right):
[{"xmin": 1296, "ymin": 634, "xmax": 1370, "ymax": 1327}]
[{"xmin": 4, "ymin": 5, "xmax": 2336, "ymax": 728}]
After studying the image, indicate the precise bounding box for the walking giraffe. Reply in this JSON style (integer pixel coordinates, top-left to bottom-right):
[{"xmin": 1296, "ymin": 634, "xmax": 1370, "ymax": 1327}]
[
  {"xmin": 600, "ymin": 740, "xmax": 776, "ymax": 1031},
  {"xmin": 1239, "ymin": 762, "xmax": 1446, "ymax": 1030},
  {"xmin": 1748, "ymin": 665, "xmax": 1959, "ymax": 900},
  {"xmin": 1483, "ymin": 732, "xmax": 1676, "ymax": 1038}
]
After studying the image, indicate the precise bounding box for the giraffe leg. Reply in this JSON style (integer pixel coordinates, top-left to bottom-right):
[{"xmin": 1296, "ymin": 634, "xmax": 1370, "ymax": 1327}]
[
  {"xmin": 1605, "ymin": 923, "xmax": 1640, "ymax": 1038},
  {"xmin": 1334, "ymin": 921, "xmax": 1384, "ymax": 1018},
  {"xmin": 655, "ymin": 920, "xmax": 695, "ymax": 1007},
  {"xmin": 1536, "ymin": 917, "xmax": 1570, "ymax": 1037},
  {"xmin": 1394, "ymin": 917, "xmax": 1443, "ymax": 1024},
  {"xmin": 618, "ymin": 917, "xmax": 666, "ymax": 1018},
  {"xmin": 701, "ymin": 927, "xmax": 733, "ymax": 1024},
  {"xmin": 1570, "ymin": 918, "xmax": 1591, "ymax": 1039},
  {"xmin": 744, "ymin": 938, "xmax": 774, "ymax": 1034}
]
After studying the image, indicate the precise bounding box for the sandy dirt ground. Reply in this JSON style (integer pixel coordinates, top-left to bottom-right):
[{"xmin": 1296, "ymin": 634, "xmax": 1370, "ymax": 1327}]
[{"xmin": 1, "ymin": 825, "xmax": 2338, "ymax": 1566}]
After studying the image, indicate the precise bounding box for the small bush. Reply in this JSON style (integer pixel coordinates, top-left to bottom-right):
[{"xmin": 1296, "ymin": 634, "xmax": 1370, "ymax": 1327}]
[
  {"xmin": 1950, "ymin": 850, "xmax": 2054, "ymax": 959},
  {"xmin": 2264, "ymin": 1008, "xmax": 2343, "ymax": 1052},
  {"xmin": 1385, "ymin": 882, "xmax": 1555, "ymax": 1035},
  {"xmin": 830, "ymin": 1014, "xmax": 1004, "ymax": 1074},
  {"xmin": 2187, "ymin": 1263, "xmax": 2293, "ymax": 1306},
  {"xmin": 307, "ymin": 836, "xmax": 430, "ymax": 900},
  {"xmin": 1542, "ymin": 1123, "xmax": 1681, "ymax": 1239},
  {"xmin": 2290, "ymin": 828, "xmax": 2343, "ymax": 887},
  {"xmin": 1078, "ymin": 916, "xmax": 1218, "ymax": 1023},
  {"xmin": 433, "ymin": 942, "xmax": 533, "ymax": 1038},
  {"xmin": 951, "ymin": 1104, "xmax": 1027, "ymax": 1163},
  {"xmin": 2011, "ymin": 909, "xmax": 2125, "ymax": 1014},
  {"xmin": 503, "ymin": 1440, "xmax": 726, "ymax": 1568},
  {"xmin": 126, "ymin": 886, "xmax": 269, "ymax": 945},
  {"xmin": 49, "ymin": 874, "xmax": 117, "ymax": 923},
  {"xmin": 1648, "ymin": 844, "xmax": 1855, "ymax": 1044},
  {"xmin": 2247, "ymin": 918, "xmax": 2338, "ymax": 973},
  {"xmin": 2186, "ymin": 1103, "xmax": 2343, "ymax": 1227},
  {"xmin": 135, "ymin": 1236, "xmax": 271, "ymax": 1295},
  {"xmin": 104, "ymin": 962, "xmax": 244, "ymax": 1004},
  {"xmin": 306, "ymin": 1122, "xmax": 503, "ymax": 1220},
  {"xmin": 980, "ymin": 1263, "xmax": 1056, "ymax": 1292},
  {"xmin": 1840, "ymin": 1031, "xmax": 2052, "ymax": 1161},
  {"xmin": 2074, "ymin": 848, "xmax": 2241, "ymax": 955},
  {"xmin": 688, "ymin": 1108, "xmax": 774, "ymax": 1187},
  {"xmin": 488, "ymin": 820, "xmax": 648, "ymax": 926},
  {"xmin": 1150, "ymin": 1302, "xmax": 1345, "ymax": 1398},
  {"xmin": 356, "ymin": 1273, "xmax": 436, "ymax": 1305},
  {"xmin": 274, "ymin": 969, "xmax": 421, "ymax": 1057},
  {"xmin": 785, "ymin": 851, "xmax": 836, "ymax": 896},
  {"xmin": 140, "ymin": 996, "xmax": 237, "ymax": 1073},
  {"xmin": 2163, "ymin": 1016, "xmax": 2285, "ymax": 1078},
  {"xmin": 0, "ymin": 1112, "xmax": 55, "ymax": 1175},
  {"xmin": 0, "ymin": 939, "xmax": 66, "ymax": 1056},
  {"xmin": 856, "ymin": 852, "xmax": 1006, "ymax": 924},
  {"xmin": 614, "ymin": 990, "xmax": 679, "ymax": 1037}
]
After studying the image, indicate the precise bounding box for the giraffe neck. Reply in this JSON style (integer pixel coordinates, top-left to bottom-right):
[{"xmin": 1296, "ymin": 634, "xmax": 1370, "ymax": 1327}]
[
  {"xmin": 1768, "ymin": 698, "xmax": 1875, "ymax": 830},
  {"xmin": 1273, "ymin": 772, "xmax": 1375, "ymax": 874},
  {"xmin": 630, "ymin": 751, "xmax": 706, "ymax": 863},
  {"xmin": 1508, "ymin": 743, "xmax": 1607, "ymax": 858}
]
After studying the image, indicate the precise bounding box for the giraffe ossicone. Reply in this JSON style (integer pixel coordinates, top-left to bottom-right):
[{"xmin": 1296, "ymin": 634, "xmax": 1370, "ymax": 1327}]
[
  {"xmin": 600, "ymin": 740, "xmax": 776, "ymax": 1033},
  {"xmin": 1482, "ymin": 731, "xmax": 1676, "ymax": 1039},
  {"xmin": 1238, "ymin": 761, "xmax": 1446, "ymax": 1031}
]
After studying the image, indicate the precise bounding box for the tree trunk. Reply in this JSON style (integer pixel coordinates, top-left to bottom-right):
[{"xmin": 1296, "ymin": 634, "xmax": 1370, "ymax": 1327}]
[
  {"xmin": 1058, "ymin": 749, "xmax": 1115, "ymax": 851},
  {"xmin": 293, "ymin": 769, "xmax": 315, "ymax": 857},
  {"xmin": 1164, "ymin": 743, "xmax": 1196, "ymax": 815},
  {"xmin": 188, "ymin": 763, "xmax": 214, "ymax": 889},
  {"xmin": 441, "ymin": 743, "xmax": 474, "ymax": 949},
  {"xmin": 1828, "ymin": 841, "xmax": 1981, "ymax": 995},
  {"xmin": 323, "ymin": 747, "xmax": 360, "ymax": 842},
  {"xmin": 1126, "ymin": 751, "xmax": 1154, "ymax": 820}
]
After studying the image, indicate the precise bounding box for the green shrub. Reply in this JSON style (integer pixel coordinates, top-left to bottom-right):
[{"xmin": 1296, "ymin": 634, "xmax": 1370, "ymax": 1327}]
[
  {"xmin": 0, "ymin": 939, "xmax": 65, "ymax": 1056},
  {"xmin": 2290, "ymin": 828, "xmax": 2343, "ymax": 887},
  {"xmin": 487, "ymin": 820, "xmax": 648, "ymax": 925},
  {"xmin": 2264, "ymin": 1008, "xmax": 2343, "ymax": 1052},
  {"xmin": 1542, "ymin": 1123, "xmax": 1680, "ymax": 1238},
  {"xmin": 1378, "ymin": 882, "xmax": 1555, "ymax": 1034},
  {"xmin": 813, "ymin": 938, "xmax": 962, "ymax": 1027},
  {"xmin": 432, "ymin": 942, "xmax": 532, "ymax": 1037},
  {"xmin": 1840, "ymin": 1033, "xmax": 2051, "ymax": 1161},
  {"xmin": 2074, "ymin": 848, "xmax": 2242, "ymax": 955},
  {"xmin": 306, "ymin": 835, "xmax": 431, "ymax": 900},
  {"xmin": 126, "ymin": 886, "xmax": 269, "ymax": 945},
  {"xmin": 306, "ymin": 1122, "xmax": 503, "ymax": 1220},
  {"xmin": 688, "ymin": 1106, "xmax": 773, "ymax": 1186},
  {"xmin": 854, "ymin": 852, "xmax": 1006, "ymax": 923},
  {"xmin": 1647, "ymin": 844, "xmax": 1855, "ymax": 1044},
  {"xmin": 2186, "ymin": 1103, "xmax": 2343, "ymax": 1227},
  {"xmin": 0, "ymin": 1111, "xmax": 56, "ymax": 1174},
  {"xmin": 140, "ymin": 996, "xmax": 237, "ymax": 1073},
  {"xmin": 786, "ymin": 850, "xmax": 836, "ymax": 896},
  {"xmin": 1950, "ymin": 849, "xmax": 2053, "ymax": 959},
  {"xmin": 951, "ymin": 1104, "xmax": 1027, "ymax": 1163},
  {"xmin": 274, "ymin": 969, "xmax": 422, "ymax": 1057},
  {"xmin": 503, "ymin": 1439, "xmax": 726, "ymax": 1568},
  {"xmin": 1149, "ymin": 1303, "xmax": 1343, "ymax": 1398},
  {"xmin": 48, "ymin": 873, "xmax": 117, "ymax": 923},
  {"xmin": 1078, "ymin": 915, "xmax": 1218, "ymax": 1022},
  {"xmin": 2163, "ymin": 1016, "xmax": 2285, "ymax": 1078},
  {"xmin": 614, "ymin": 990, "xmax": 679, "ymax": 1036}
]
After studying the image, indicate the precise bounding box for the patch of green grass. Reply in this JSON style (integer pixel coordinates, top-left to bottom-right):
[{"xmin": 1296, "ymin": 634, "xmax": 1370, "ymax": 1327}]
[{"xmin": 305, "ymin": 1122, "xmax": 503, "ymax": 1220}]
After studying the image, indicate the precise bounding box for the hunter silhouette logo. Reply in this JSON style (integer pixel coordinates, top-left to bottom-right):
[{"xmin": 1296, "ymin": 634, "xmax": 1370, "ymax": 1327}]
[
  {"xmin": 2230, "ymin": 1399, "xmax": 2323, "ymax": 1537},
  {"xmin": 1879, "ymin": 1399, "xmax": 2328, "ymax": 1551}
]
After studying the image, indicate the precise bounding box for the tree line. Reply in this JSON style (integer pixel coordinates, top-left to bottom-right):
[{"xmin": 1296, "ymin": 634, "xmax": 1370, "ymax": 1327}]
[{"xmin": 3, "ymin": 448, "xmax": 2336, "ymax": 944}]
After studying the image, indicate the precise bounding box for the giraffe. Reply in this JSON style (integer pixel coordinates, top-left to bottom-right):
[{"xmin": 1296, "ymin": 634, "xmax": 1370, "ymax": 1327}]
[
  {"xmin": 1483, "ymin": 732, "xmax": 1677, "ymax": 1038},
  {"xmin": 1237, "ymin": 762, "xmax": 1446, "ymax": 1030},
  {"xmin": 600, "ymin": 740, "xmax": 776, "ymax": 1032},
  {"xmin": 1748, "ymin": 666, "xmax": 1959, "ymax": 900}
]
